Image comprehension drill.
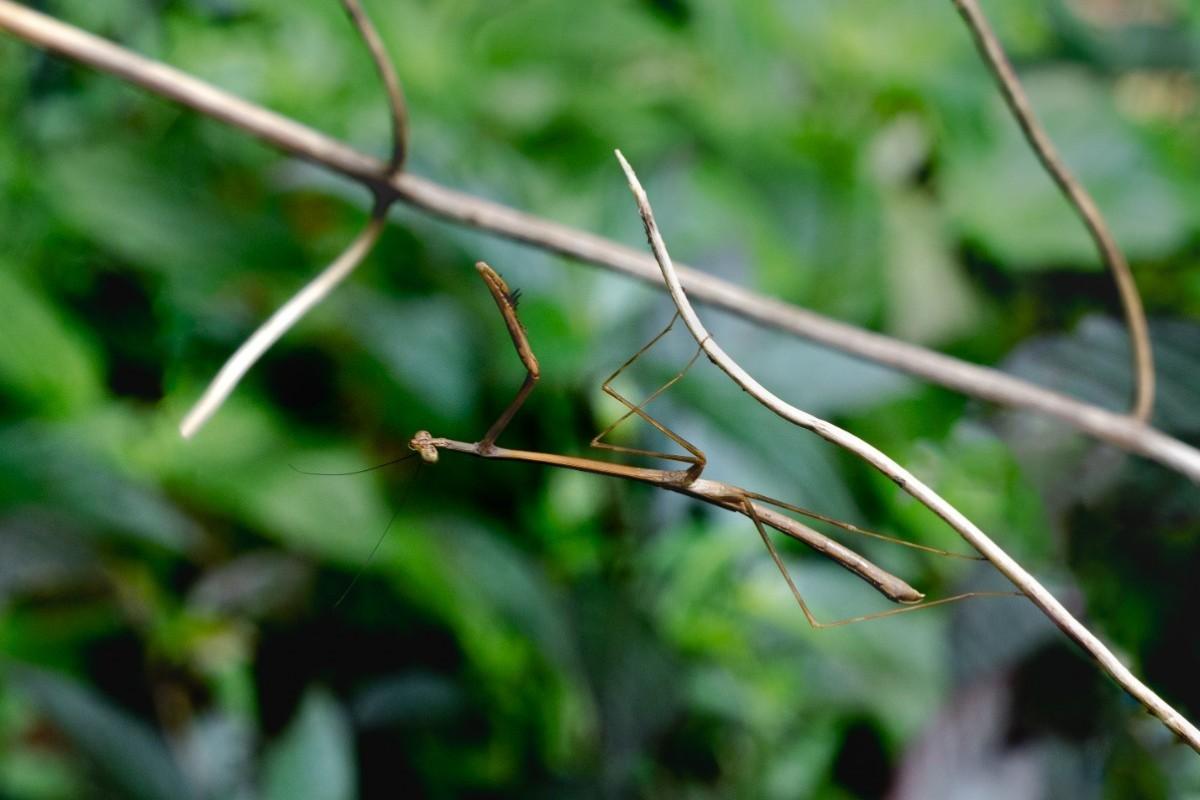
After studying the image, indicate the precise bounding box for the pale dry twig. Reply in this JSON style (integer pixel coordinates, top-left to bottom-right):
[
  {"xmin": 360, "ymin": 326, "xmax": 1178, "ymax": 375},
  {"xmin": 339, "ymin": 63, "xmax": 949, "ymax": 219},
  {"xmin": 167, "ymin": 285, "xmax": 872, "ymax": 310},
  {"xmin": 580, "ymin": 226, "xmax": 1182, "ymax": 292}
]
[
  {"xmin": 179, "ymin": 213, "xmax": 387, "ymax": 438},
  {"xmin": 0, "ymin": 0, "xmax": 1195, "ymax": 755}
]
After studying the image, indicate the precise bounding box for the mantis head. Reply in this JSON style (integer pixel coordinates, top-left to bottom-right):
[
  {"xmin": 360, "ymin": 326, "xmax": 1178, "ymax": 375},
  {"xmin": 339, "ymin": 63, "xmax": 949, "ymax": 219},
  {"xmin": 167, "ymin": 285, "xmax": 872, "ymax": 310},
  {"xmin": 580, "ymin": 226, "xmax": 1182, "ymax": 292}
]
[{"xmin": 409, "ymin": 430, "xmax": 440, "ymax": 464}]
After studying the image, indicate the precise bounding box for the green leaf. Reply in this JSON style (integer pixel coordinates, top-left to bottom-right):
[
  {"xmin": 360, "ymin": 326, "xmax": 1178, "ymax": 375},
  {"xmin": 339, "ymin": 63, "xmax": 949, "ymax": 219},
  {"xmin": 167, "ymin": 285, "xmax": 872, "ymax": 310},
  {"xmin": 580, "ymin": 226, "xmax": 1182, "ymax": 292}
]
[
  {"xmin": 0, "ymin": 269, "xmax": 102, "ymax": 415},
  {"xmin": 262, "ymin": 688, "xmax": 356, "ymax": 800},
  {"xmin": 187, "ymin": 552, "xmax": 312, "ymax": 619},
  {"xmin": 880, "ymin": 188, "xmax": 984, "ymax": 346},
  {"xmin": 10, "ymin": 666, "xmax": 192, "ymax": 800},
  {"xmin": 337, "ymin": 288, "xmax": 476, "ymax": 419},
  {"xmin": 943, "ymin": 68, "xmax": 1190, "ymax": 269},
  {"xmin": 0, "ymin": 421, "xmax": 201, "ymax": 553},
  {"xmin": 0, "ymin": 512, "xmax": 98, "ymax": 604},
  {"xmin": 0, "ymin": 422, "xmax": 201, "ymax": 554},
  {"xmin": 40, "ymin": 144, "xmax": 241, "ymax": 279},
  {"xmin": 352, "ymin": 671, "xmax": 462, "ymax": 729},
  {"xmin": 1004, "ymin": 315, "xmax": 1200, "ymax": 433},
  {"xmin": 439, "ymin": 519, "xmax": 577, "ymax": 675}
]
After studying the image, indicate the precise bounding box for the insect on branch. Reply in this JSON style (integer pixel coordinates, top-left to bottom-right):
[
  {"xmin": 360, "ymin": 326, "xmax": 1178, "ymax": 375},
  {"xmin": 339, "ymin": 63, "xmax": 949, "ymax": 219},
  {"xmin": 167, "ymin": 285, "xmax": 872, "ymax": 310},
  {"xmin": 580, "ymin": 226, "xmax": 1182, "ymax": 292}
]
[{"xmin": 408, "ymin": 261, "xmax": 1025, "ymax": 622}]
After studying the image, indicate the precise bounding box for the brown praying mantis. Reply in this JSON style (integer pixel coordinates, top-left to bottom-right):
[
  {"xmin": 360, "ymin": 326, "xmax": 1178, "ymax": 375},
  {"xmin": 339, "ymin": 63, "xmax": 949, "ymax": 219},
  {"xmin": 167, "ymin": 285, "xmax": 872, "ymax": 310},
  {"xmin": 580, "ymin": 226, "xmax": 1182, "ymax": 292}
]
[{"xmin": 410, "ymin": 262, "xmax": 1011, "ymax": 628}]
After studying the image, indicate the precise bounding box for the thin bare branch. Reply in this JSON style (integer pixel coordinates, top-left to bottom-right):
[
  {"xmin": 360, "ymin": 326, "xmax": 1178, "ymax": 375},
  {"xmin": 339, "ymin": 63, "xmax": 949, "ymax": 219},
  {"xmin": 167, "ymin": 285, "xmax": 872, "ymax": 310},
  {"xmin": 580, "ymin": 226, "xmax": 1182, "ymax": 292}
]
[
  {"xmin": 615, "ymin": 148, "xmax": 1200, "ymax": 754},
  {"xmin": 0, "ymin": 2, "xmax": 1197, "ymax": 479},
  {"xmin": 180, "ymin": 214, "xmax": 386, "ymax": 438},
  {"xmin": 337, "ymin": 0, "xmax": 408, "ymax": 171},
  {"xmin": 951, "ymin": 0, "xmax": 1155, "ymax": 422}
]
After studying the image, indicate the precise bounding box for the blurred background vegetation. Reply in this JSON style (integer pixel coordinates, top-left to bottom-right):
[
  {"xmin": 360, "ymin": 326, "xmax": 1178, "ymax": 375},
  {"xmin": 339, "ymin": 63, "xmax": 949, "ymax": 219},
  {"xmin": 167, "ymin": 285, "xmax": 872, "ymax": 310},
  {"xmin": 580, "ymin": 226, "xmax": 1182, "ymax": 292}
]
[{"xmin": 1, "ymin": 0, "xmax": 1199, "ymax": 796}]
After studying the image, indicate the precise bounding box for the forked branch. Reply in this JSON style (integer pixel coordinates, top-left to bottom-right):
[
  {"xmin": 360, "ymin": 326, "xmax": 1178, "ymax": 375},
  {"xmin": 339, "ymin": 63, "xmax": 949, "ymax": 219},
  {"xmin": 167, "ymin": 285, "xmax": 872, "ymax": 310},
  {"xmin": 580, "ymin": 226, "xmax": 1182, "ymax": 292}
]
[
  {"xmin": 615, "ymin": 149, "xmax": 1200, "ymax": 753},
  {"xmin": 950, "ymin": 0, "xmax": 1155, "ymax": 422}
]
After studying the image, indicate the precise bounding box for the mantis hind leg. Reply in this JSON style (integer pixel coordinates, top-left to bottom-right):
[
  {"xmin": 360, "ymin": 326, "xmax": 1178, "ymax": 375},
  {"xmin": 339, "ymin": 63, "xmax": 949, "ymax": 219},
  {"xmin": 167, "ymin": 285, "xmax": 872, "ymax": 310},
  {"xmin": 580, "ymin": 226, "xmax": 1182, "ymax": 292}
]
[
  {"xmin": 591, "ymin": 313, "xmax": 707, "ymax": 479},
  {"xmin": 740, "ymin": 496, "xmax": 1016, "ymax": 629}
]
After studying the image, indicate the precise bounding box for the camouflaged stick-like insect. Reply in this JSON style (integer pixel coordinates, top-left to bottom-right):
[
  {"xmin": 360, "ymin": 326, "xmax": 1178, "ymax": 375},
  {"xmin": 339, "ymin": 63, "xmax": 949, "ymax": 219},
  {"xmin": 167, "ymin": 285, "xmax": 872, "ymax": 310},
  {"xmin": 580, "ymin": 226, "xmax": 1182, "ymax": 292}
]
[{"xmin": 410, "ymin": 262, "xmax": 1008, "ymax": 628}]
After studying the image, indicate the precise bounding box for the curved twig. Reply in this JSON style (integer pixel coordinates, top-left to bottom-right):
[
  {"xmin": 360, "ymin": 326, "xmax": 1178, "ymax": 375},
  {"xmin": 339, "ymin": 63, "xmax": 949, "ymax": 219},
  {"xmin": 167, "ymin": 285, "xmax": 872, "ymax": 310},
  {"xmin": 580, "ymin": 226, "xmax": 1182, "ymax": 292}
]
[
  {"xmin": 337, "ymin": 0, "xmax": 408, "ymax": 172},
  {"xmin": 0, "ymin": 2, "xmax": 1197, "ymax": 478},
  {"xmin": 180, "ymin": 212, "xmax": 387, "ymax": 438},
  {"xmin": 615, "ymin": 149, "xmax": 1200, "ymax": 754},
  {"xmin": 951, "ymin": 0, "xmax": 1155, "ymax": 422}
]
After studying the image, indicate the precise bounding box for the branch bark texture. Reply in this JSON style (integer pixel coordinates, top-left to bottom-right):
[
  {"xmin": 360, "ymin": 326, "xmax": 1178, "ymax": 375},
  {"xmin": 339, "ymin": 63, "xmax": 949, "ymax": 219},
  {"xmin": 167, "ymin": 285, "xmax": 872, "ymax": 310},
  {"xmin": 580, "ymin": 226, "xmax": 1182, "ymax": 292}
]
[{"xmin": 0, "ymin": 1, "xmax": 1197, "ymax": 480}]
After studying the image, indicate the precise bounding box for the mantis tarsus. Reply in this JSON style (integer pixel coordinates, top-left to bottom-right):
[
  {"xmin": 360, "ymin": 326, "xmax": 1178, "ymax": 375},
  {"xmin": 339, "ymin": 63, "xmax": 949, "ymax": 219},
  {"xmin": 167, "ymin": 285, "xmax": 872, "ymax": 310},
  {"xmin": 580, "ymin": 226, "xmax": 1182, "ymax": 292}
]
[{"xmin": 410, "ymin": 262, "xmax": 1011, "ymax": 627}]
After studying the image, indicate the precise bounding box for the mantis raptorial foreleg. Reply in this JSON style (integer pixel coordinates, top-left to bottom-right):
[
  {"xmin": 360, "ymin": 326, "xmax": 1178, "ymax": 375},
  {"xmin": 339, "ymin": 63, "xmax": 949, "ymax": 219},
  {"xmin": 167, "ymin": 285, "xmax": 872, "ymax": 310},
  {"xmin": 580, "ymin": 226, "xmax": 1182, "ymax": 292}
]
[{"xmin": 474, "ymin": 262, "xmax": 540, "ymax": 450}]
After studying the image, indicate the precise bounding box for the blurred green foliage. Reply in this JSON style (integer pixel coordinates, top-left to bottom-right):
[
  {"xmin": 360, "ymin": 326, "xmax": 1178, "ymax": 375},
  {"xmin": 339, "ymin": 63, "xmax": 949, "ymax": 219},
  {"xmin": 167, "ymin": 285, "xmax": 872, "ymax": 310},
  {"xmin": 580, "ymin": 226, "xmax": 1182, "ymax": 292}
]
[{"xmin": 1, "ymin": 0, "xmax": 1200, "ymax": 797}]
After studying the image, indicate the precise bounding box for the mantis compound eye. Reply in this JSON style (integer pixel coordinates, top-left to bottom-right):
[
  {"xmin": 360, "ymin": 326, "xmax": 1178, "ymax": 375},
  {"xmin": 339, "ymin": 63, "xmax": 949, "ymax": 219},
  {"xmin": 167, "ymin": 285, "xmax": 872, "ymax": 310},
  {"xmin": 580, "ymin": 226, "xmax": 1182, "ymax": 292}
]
[{"xmin": 409, "ymin": 431, "xmax": 439, "ymax": 464}]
